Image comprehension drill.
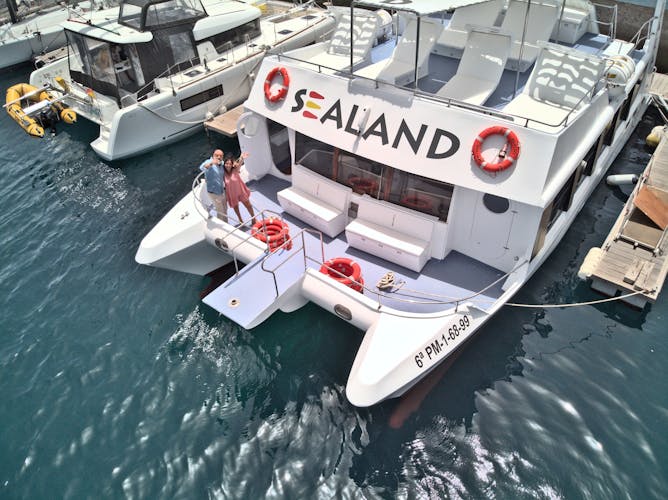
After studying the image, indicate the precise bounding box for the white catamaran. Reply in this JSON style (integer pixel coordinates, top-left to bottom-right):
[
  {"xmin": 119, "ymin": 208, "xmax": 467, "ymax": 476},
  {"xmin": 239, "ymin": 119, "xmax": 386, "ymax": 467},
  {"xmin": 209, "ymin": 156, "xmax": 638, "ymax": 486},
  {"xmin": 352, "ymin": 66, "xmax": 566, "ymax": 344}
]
[
  {"xmin": 28, "ymin": 0, "xmax": 336, "ymax": 160},
  {"xmin": 136, "ymin": 0, "xmax": 665, "ymax": 407},
  {"xmin": 0, "ymin": 0, "xmax": 107, "ymax": 69}
]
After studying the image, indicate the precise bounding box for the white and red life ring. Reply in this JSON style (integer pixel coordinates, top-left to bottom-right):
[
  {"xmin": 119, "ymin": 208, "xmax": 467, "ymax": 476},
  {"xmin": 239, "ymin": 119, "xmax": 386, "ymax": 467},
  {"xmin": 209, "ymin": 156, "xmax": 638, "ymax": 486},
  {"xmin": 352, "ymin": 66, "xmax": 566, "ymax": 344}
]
[
  {"xmin": 472, "ymin": 126, "xmax": 521, "ymax": 173},
  {"xmin": 251, "ymin": 217, "xmax": 292, "ymax": 251},
  {"xmin": 319, "ymin": 257, "xmax": 364, "ymax": 293},
  {"xmin": 263, "ymin": 67, "xmax": 290, "ymax": 103}
]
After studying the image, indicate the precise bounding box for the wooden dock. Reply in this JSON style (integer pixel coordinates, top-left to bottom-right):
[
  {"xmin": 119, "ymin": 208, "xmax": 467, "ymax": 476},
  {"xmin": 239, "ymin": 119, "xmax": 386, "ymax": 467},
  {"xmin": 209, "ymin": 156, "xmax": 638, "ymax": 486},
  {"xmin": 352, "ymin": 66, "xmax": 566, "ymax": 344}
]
[
  {"xmin": 650, "ymin": 72, "xmax": 668, "ymax": 99},
  {"xmin": 579, "ymin": 124, "xmax": 668, "ymax": 308},
  {"xmin": 204, "ymin": 104, "xmax": 245, "ymax": 137}
]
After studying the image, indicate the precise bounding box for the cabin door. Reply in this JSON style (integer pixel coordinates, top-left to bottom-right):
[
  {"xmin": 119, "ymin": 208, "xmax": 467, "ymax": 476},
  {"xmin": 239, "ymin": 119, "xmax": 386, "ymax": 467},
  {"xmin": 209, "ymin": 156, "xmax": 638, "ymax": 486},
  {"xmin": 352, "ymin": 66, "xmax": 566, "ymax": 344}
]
[{"xmin": 469, "ymin": 194, "xmax": 517, "ymax": 260}]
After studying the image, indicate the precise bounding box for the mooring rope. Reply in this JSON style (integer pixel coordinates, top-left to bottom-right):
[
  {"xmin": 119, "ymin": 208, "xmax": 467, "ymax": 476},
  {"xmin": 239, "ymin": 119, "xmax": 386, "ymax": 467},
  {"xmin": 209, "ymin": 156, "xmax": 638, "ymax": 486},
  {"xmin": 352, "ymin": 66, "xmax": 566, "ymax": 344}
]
[{"xmin": 504, "ymin": 290, "xmax": 649, "ymax": 308}]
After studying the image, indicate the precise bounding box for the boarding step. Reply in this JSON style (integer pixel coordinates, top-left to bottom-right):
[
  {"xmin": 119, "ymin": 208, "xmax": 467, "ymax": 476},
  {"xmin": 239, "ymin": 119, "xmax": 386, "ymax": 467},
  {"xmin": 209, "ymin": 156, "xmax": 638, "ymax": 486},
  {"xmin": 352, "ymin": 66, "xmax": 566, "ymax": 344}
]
[
  {"xmin": 602, "ymin": 40, "xmax": 635, "ymax": 57},
  {"xmin": 202, "ymin": 250, "xmax": 309, "ymax": 329}
]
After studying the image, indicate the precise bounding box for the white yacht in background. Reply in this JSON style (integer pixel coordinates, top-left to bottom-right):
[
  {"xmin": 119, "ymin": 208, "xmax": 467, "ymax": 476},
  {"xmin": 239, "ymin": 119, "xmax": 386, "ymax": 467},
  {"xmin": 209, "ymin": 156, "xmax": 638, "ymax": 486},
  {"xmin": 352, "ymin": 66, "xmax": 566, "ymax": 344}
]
[
  {"xmin": 136, "ymin": 0, "xmax": 664, "ymax": 407},
  {"xmin": 0, "ymin": 0, "xmax": 105, "ymax": 69},
  {"xmin": 28, "ymin": 0, "xmax": 336, "ymax": 160}
]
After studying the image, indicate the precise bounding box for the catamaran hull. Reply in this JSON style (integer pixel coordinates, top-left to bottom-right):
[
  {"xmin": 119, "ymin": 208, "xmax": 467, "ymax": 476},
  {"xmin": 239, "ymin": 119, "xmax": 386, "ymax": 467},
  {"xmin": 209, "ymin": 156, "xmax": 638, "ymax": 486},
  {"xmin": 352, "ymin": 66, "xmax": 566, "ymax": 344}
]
[
  {"xmin": 94, "ymin": 68, "xmax": 256, "ymax": 161},
  {"xmin": 135, "ymin": 188, "xmax": 230, "ymax": 276},
  {"xmin": 27, "ymin": 5, "xmax": 336, "ymax": 160},
  {"xmin": 0, "ymin": 27, "xmax": 66, "ymax": 69},
  {"xmin": 0, "ymin": 2, "xmax": 92, "ymax": 69}
]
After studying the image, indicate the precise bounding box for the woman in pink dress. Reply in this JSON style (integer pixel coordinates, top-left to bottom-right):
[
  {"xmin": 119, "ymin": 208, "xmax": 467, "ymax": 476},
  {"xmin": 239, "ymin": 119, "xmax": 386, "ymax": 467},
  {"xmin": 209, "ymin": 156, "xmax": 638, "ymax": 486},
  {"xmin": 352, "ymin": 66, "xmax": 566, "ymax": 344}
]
[{"xmin": 223, "ymin": 152, "xmax": 255, "ymax": 224}]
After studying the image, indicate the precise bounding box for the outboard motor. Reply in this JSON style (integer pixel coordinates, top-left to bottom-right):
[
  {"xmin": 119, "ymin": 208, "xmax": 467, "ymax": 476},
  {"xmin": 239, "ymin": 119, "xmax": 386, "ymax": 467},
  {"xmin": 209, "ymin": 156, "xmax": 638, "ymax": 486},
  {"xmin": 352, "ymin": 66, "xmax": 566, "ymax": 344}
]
[{"xmin": 37, "ymin": 106, "xmax": 59, "ymax": 135}]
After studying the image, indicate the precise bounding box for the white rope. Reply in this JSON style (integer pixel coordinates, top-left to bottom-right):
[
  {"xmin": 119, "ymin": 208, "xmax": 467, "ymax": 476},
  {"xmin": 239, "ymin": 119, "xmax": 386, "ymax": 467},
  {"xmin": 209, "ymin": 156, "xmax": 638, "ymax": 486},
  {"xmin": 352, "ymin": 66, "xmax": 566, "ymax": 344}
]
[
  {"xmin": 137, "ymin": 102, "xmax": 211, "ymax": 125},
  {"xmin": 505, "ymin": 290, "xmax": 649, "ymax": 308},
  {"xmin": 376, "ymin": 271, "xmax": 404, "ymax": 291}
]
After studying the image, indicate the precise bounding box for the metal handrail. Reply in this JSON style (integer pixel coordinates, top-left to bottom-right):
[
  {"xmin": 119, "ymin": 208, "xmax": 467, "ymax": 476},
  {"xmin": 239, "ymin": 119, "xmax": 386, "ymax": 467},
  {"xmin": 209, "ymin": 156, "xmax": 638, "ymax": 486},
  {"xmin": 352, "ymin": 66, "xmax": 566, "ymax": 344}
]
[
  {"xmin": 259, "ymin": 227, "xmax": 325, "ymax": 297},
  {"xmin": 192, "ymin": 172, "xmax": 288, "ymax": 273},
  {"xmin": 627, "ymin": 16, "xmax": 658, "ymax": 52},
  {"xmin": 592, "ymin": 2, "xmax": 618, "ymax": 43},
  {"xmin": 121, "ymin": 2, "xmax": 327, "ymax": 107},
  {"xmin": 275, "ymin": 50, "xmax": 606, "ymax": 131}
]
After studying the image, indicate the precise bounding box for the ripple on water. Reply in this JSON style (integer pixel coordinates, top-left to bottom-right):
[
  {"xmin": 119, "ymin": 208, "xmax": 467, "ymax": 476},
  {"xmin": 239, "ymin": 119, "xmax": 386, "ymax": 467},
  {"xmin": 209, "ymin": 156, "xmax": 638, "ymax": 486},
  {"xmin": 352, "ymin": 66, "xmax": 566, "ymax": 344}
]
[{"xmin": 1, "ymin": 66, "xmax": 667, "ymax": 499}]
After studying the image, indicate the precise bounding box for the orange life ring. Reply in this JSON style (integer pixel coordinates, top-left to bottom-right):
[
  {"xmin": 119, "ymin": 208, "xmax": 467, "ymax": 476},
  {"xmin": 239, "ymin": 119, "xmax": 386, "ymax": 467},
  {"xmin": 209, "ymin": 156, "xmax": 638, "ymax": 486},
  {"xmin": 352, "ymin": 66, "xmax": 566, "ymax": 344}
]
[
  {"xmin": 264, "ymin": 67, "xmax": 290, "ymax": 103},
  {"xmin": 319, "ymin": 257, "xmax": 364, "ymax": 293},
  {"xmin": 401, "ymin": 194, "xmax": 432, "ymax": 213},
  {"xmin": 348, "ymin": 176, "xmax": 379, "ymax": 195},
  {"xmin": 251, "ymin": 217, "xmax": 292, "ymax": 251},
  {"xmin": 471, "ymin": 126, "xmax": 520, "ymax": 173}
]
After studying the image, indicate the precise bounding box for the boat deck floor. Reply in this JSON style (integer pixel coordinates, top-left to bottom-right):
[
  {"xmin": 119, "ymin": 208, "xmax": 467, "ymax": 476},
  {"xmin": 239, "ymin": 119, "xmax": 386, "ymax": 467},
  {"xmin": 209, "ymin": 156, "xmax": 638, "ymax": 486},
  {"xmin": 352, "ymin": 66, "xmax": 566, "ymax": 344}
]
[{"xmin": 224, "ymin": 175, "xmax": 507, "ymax": 315}]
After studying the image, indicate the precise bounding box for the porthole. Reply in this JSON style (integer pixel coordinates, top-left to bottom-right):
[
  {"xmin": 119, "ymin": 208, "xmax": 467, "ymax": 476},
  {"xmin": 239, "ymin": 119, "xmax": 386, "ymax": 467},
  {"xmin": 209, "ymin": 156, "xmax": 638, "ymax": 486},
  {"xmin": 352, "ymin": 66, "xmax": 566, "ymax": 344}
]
[
  {"xmin": 482, "ymin": 193, "xmax": 509, "ymax": 214},
  {"xmin": 334, "ymin": 304, "xmax": 352, "ymax": 321}
]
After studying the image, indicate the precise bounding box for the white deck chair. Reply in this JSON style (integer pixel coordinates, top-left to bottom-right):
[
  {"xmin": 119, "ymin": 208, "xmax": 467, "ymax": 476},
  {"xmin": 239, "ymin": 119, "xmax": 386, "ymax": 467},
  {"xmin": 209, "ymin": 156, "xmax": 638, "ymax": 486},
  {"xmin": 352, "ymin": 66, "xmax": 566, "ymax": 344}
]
[
  {"xmin": 433, "ymin": 0, "xmax": 505, "ymax": 58},
  {"xmin": 285, "ymin": 10, "xmax": 380, "ymax": 71},
  {"xmin": 436, "ymin": 27, "xmax": 512, "ymax": 105},
  {"xmin": 503, "ymin": 43, "xmax": 605, "ymax": 130},
  {"xmin": 355, "ymin": 17, "xmax": 443, "ymax": 86},
  {"xmin": 501, "ymin": 0, "xmax": 560, "ymax": 72}
]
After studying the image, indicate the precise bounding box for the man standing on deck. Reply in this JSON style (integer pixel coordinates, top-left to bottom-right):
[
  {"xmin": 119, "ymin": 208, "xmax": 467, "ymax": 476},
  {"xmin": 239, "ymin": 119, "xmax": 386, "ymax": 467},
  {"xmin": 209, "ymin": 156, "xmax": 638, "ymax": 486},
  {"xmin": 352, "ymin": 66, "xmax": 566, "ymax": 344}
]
[{"xmin": 200, "ymin": 149, "xmax": 228, "ymax": 222}]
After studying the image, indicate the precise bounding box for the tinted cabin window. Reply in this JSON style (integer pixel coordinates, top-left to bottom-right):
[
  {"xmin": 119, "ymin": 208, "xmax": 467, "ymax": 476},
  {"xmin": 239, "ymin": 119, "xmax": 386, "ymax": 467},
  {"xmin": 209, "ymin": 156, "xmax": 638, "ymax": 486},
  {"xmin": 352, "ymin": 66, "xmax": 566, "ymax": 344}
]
[
  {"xmin": 119, "ymin": 0, "xmax": 205, "ymax": 31},
  {"xmin": 295, "ymin": 132, "xmax": 454, "ymax": 221},
  {"xmin": 66, "ymin": 32, "xmax": 120, "ymax": 102},
  {"xmin": 267, "ymin": 119, "xmax": 291, "ymax": 174},
  {"xmin": 209, "ymin": 19, "xmax": 262, "ymax": 52}
]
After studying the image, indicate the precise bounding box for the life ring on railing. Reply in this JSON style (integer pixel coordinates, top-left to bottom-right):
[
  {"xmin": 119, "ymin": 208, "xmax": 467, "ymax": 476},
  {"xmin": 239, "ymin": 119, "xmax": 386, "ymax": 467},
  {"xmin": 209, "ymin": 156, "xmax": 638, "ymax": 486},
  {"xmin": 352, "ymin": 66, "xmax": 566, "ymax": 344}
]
[
  {"xmin": 251, "ymin": 217, "xmax": 292, "ymax": 251},
  {"xmin": 471, "ymin": 126, "xmax": 520, "ymax": 173},
  {"xmin": 348, "ymin": 176, "xmax": 379, "ymax": 195},
  {"xmin": 319, "ymin": 257, "xmax": 364, "ymax": 293},
  {"xmin": 401, "ymin": 194, "xmax": 433, "ymax": 213},
  {"xmin": 264, "ymin": 67, "xmax": 290, "ymax": 103}
]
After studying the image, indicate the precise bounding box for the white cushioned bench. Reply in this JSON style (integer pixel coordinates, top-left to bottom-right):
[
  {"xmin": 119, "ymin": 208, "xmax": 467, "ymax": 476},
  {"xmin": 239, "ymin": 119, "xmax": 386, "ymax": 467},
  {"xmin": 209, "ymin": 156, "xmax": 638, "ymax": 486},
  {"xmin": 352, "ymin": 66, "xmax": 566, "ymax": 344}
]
[
  {"xmin": 277, "ymin": 165, "xmax": 351, "ymax": 237},
  {"xmin": 345, "ymin": 196, "xmax": 436, "ymax": 272}
]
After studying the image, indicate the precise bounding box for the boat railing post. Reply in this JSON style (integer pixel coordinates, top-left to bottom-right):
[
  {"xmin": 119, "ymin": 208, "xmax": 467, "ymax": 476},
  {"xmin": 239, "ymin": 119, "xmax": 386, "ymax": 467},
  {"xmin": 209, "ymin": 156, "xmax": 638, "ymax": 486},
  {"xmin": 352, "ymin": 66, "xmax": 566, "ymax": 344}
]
[
  {"xmin": 168, "ymin": 65, "xmax": 176, "ymax": 96},
  {"xmin": 413, "ymin": 16, "xmax": 420, "ymax": 89},
  {"xmin": 513, "ymin": 0, "xmax": 532, "ymax": 99},
  {"xmin": 555, "ymin": 0, "xmax": 566, "ymax": 44}
]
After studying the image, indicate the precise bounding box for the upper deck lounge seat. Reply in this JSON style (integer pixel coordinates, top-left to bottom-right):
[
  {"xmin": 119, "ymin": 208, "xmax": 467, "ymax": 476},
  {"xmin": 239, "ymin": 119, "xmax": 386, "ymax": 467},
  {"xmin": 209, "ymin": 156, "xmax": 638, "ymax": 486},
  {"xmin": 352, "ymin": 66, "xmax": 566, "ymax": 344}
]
[
  {"xmin": 432, "ymin": 0, "xmax": 505, "ymax": 58},
  {"xmin": 501, "ymin": 0, "xmax": 560, "ymax": 72},
  {"xmin": 503, "ymin": 43, "xmax": 605, "ymax": 130},
  {"xmin": 354, "ymin": 17, "xmax": 443, "ymax": 86},
  {"xmin": 436, "ymin": 26, "xmax": 511, "ymax": 105},
  {"xmin": 285, "ymin": 9, "xmax": 380, "ymax": 71}
]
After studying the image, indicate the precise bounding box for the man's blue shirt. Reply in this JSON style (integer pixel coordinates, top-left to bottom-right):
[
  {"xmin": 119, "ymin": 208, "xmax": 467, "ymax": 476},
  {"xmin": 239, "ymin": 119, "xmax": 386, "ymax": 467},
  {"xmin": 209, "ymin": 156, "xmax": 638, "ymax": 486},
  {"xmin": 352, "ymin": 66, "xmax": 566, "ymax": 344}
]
[{"xmin": 200, "ymin": 158, "xmax": 224, "ymax": 195}]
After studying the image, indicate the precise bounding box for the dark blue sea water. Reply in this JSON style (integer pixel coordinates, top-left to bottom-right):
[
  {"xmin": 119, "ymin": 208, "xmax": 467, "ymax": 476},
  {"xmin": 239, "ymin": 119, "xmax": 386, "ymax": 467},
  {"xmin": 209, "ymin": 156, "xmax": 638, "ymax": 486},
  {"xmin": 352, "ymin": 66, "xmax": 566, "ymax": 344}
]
[{"xmin": 1, "ymin": 63, "xmax": 666, "ymax": 499}]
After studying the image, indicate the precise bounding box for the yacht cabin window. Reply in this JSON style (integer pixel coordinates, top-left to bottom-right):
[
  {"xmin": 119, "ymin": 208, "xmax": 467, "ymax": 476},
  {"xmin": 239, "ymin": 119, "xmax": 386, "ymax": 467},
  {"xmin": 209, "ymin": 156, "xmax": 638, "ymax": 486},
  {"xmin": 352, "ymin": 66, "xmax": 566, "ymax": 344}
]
[
  {"xmin": 66, "ymin": 33, "xmax": 122, "ymax": 101},
  {"xmin": 295, "ymin": 132, "xmax": 453, "ymax": 222},
  {"xmin": 168, "ymin": 31, "xmax": 197, "ymax": 63},
  {"xmin": 209, "ymin": 19, "xmax": 262, "ymax": 53},
  {"xmin": 88, "ymin": 41, "xmax": 115, "ymax": 85},
  {"xmin": 119, "ymin": 0, "xmax": 206, "ymax": 31},
  {"xmin": 267, "ymin": 119, "xmax": 291, "ymax": 175},
  {"xmin": 66, "ymin": 33, "xmax": 144, "ymax": 101}
]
